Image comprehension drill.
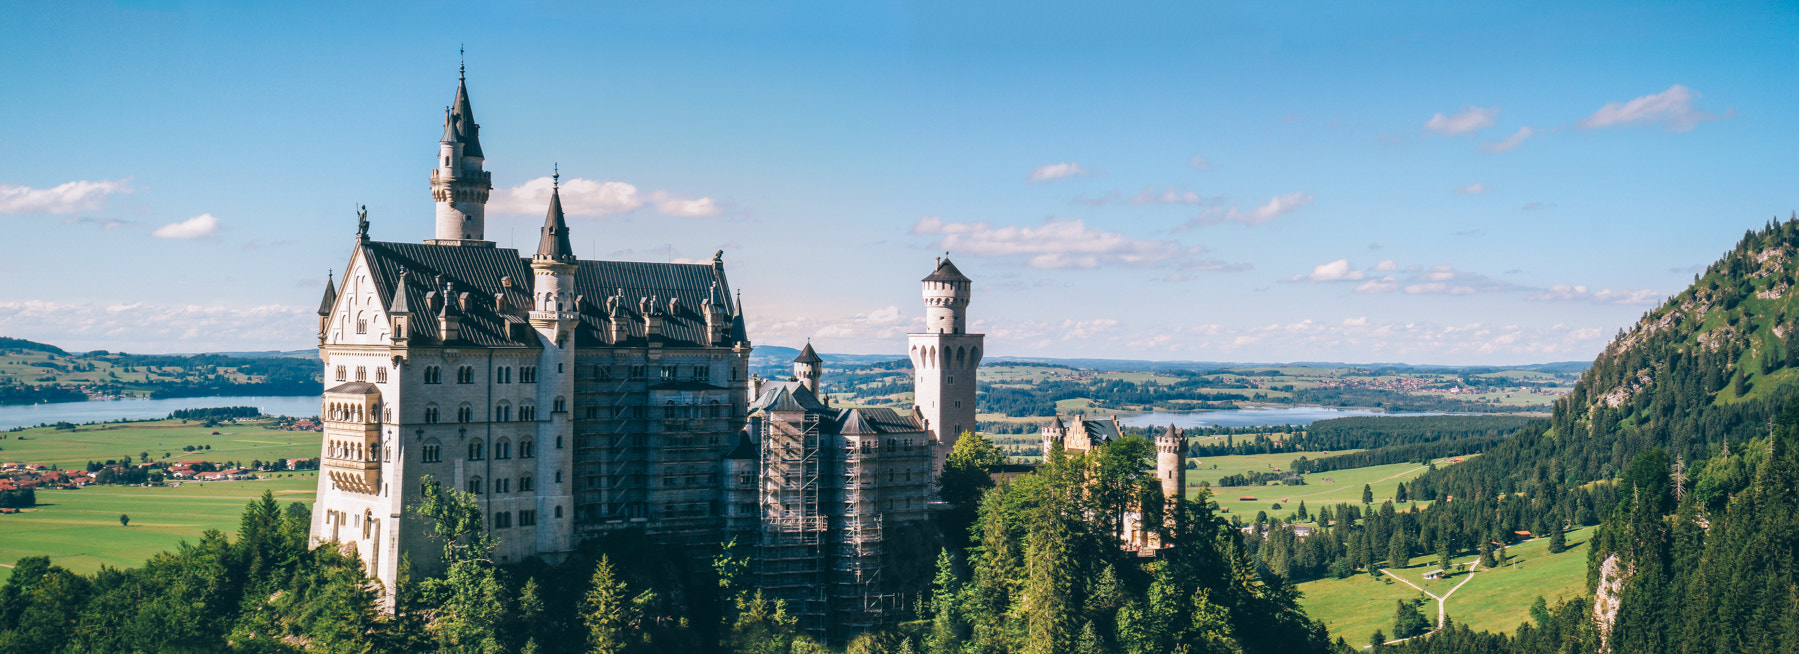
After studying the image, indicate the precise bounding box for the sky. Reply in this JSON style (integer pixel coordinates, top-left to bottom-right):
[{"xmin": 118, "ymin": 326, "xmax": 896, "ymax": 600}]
[{"xmin": 2, "ymin": 1, "xmax": 1795, "ymax": 364}]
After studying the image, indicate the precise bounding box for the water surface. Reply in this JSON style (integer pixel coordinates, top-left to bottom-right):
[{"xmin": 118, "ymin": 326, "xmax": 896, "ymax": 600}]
[{"xmin": 0, "ymin": 395, "xmax": 321, "ymax": 430}]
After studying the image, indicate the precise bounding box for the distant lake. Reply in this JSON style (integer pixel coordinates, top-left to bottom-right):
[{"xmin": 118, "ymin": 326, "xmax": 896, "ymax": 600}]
[
  {"xmin": 0, "ymin": 395, "xmax": 321, "ymax": 431},
  {"xmin": 1118, "ymin": 406, "xmax": 1448, "ymax": 429}
]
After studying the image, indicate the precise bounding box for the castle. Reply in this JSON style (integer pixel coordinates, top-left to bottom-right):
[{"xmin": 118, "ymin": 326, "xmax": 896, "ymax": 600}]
[
  {"xmin": 307, "ymin": 66, "xmax": 981, "ymax": 638},
  {"xmin": 1041, "ymin": 415, "xmax": 1187, "ymax": 550}
]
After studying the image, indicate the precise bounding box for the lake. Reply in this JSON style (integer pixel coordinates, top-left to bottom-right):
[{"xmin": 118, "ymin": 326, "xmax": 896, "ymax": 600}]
[
  {"xmin": 0, "ymin": 395, "xmax": 321, "ymax": 430},
  {"xmin": 1117, "ymin": 406, "xmax": 1448, "ymax": 429}
]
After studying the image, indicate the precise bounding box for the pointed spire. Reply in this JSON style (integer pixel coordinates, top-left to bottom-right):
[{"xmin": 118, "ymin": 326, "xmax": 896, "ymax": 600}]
[
  {"xmin": 450, "ymin": 55, "xmax": 483, "ymax": 158},
  {"xmin": 389, "ymin": 268, "xmax": 411, "ymax": 314},
  {"xmin": 318, "ymin": 270, "xmax": 337, "ymax": 316},
  {"xmin": 534, "ymin": 169, "xmax": 576, "ymax": 264},
  {"xmin": 441, "ymin": 106, "xmax": 459, "ymax": 144}
]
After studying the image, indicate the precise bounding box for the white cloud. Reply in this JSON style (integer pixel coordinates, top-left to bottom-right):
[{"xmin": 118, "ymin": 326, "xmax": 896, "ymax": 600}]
[
  {"xmin": 1480, "ymin": 126, "xmax": 1536, "ymax": 152},
  {"xmin": 151, "ymin": 213, "xmax": 220, "ymax": 239},
  {"xmin": 0, "ymin": 178, "xmax": 133, "ymax": 215},
  {"xmin": 1129, "ymin": 186, "xmax": 1208, "ymax": 205},
  {"xmin": 1028, "ymin": 162, "xmax": 1091, "ymax": 183},
  {"xmin": 912, "ymin": 216, "xmax": 1214, "ymax": 270},
  {"xmin": 1452, "ymin": 182, "xmax": 1488, "ymax": 195},
  {"xmin": 1528, "ymin": 284, "xmax": 1663, "ymax": 306},
  {"xmin": 1424, "ymin": 106, "xmax": 1499, "ymax": 135},
  {"xmin": 1187, "ymin": 155, "xmax": 1211, "ymax": 171},
  {"xmin": 655, "ymin": 196, "xmax": 721, "ymax": 217},
  {"xmin": 490, "ymin": 176, "xmax": 722, "ymax": 217},
  {"xmin": 1291, "ymin": 259, "xmax": 1365, "ymax": 282},
  {"xmin": 1576, "ymin": 85, "xmax": 1719, "ymax": 132},
  {"xmin": 0, "ymin": 300, "xmax": 313, "ymax": 352},
  {"xmin": 1373, "ymin": 260, "xmax": 1398, "ymax": 271},
  {"xmin": 1186, "ymin": 192, "xmax": 1314, "ymax": 227}
]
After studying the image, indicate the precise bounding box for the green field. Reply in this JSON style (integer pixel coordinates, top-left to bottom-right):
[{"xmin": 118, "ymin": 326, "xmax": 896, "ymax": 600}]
[
  {"xmin": 1296, "ymin": 527, "xmax": 1593, "ymax": 643},
  {"xmin": 1193, "ymin": 451, "xmax": 1450, "ymax": 518},
  {"xmin": 0, "ymin": 419, "xmax": 320, "ymax": 468},
  {"xmin": 0, "ymin": 475, "xmax": 318, "ymax": 581}
]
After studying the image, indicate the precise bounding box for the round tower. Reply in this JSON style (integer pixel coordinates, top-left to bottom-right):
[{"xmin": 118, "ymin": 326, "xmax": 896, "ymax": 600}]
[
  {"xmin": 793, "ymin": 342, "xmax": 822, "ymax": 395},
  {"xmin": 1156, "ymin": 424, "xmax": 1186, "ymax": 499},
  {"xmin": 429, "ymin": 62, "xmax": 494, "ymax": 245},
  {"xmin": 921, "ymin": 256, "xmax": 971, "ymax": 334}
]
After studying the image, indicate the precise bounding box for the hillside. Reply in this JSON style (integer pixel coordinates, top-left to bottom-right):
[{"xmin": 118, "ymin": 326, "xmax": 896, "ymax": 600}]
[
  {"xmin": 0, "ymin": 340, "xmax": 323, "ymax": 404},
  {"xmin": 1379, "ymin": 218, "xmax": 1799, "ymax": 653}
]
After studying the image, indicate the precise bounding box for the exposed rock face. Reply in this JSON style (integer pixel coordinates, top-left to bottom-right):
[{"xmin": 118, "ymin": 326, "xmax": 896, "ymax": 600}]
[{"xmin": 1592, "ymin": 553, "xmax": 1628, "ymax": 653}]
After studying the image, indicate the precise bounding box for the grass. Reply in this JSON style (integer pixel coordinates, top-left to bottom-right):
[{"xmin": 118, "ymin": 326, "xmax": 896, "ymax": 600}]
[
  {"xmin": 1295, "ymin": 572, "xmax": 1431, "ymax": 646},
  {"xmin": 1296, "ymin": 526, "xmax": 1594, "ymax": 643},
  {"xmin": 0, "ymin": 475, "xmax": 318, "ymax": 581},
  {"xmin": 0, "ymin": 418, "xmax": 320, "ymax": 468},
  {"xmin": 1194, "ymin": 453, "xmax": 1450, "ymax": 518}
]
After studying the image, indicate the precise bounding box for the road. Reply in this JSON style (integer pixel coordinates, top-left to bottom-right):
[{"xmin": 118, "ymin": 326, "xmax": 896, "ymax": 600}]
[{"xmin": 1368, "ymin": 558, "xmax": 1484, "ymax": 648}]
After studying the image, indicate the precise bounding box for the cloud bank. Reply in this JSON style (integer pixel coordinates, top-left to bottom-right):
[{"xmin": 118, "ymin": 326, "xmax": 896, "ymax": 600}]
[
  {"xmin": 489, "ymin": 176, "xmax": 723, "ymax": 217},
  {"xmin": 0, "ymin": 178, "xmax": 133, "ymax": 214}
]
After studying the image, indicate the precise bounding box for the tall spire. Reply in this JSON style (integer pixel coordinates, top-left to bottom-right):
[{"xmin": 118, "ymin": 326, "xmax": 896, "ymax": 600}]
[
  {"xmin": 534, "ymin": 167, "xmax": 576, "ymax": 264},
  {"xmin": 318, "ymin": 270, "xmax": 337, "ymax": 316},
  {"xmin": 451, "ymin": 55, "xmax": 482, "ymax": 158}
]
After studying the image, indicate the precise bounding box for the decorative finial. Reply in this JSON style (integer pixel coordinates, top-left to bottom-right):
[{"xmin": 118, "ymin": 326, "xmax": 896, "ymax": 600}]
[
  {"xmin": 553, "ymin": 163, "xmax": 559, "ymax": 189},
  {"xmin": 459, "ymin": 45, "xmax": 465, "ymax": 80}
]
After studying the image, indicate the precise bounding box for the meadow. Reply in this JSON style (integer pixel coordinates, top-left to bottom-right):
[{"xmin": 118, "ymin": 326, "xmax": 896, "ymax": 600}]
[
  {"xmin": 1191, "ymin": 451, "xmax": 1448, "ymax": 518},
  {"xmin": 0, "ymin": 474, "xmax": 318, "ymax": 581},
  {"xmin": 1, "ymin": 418, "xmax": 320, "ymax": 468},
  {"xmin": 1297, "ymin": 526, "xmax": 1593, "ymax": 644}
]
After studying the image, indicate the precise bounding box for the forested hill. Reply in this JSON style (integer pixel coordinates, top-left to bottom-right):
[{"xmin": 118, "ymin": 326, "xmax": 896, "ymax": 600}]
[
  {"xmin": 1420, "ymin": 219, "xmax": 1799, "ymax": 502},
  {"xmin": 1384, "ymin": 218, "xmax": 1799, "ymax": 653}
]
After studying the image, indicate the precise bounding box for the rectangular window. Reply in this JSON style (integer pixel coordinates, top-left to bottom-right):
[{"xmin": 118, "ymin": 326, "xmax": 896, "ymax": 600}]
[
  {"xmin": 494, "ymin": 511, "xmax": 511, "ymax": 528},
  {"xmin": 661, "ymin": 366, "xmax": 678, "ymax": 379},
  {"xmin": 356, "ymin": 319, "xmax": 367, "ymax": 334},
  {"xmin": 629, "ymin": 366, "xmax": 646, "ymax": 380},
  {"xmin": 584, "ymin": 405, "xmax": 599, "ymax": 419},
  {"xmin": 597, "ymin": 366, "xmax": 612, "ymax": 381},
  {"xmin": 693, "ymin": 366, "xmax": 710, "ymax": 380},
  {"xmin": 519, "ymin": 510, "xmax": 537, "ymax": 526}
]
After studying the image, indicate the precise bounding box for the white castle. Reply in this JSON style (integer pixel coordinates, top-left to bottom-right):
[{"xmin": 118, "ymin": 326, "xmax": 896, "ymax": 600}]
[{"xmin": 307, "ymin": 65, "xmax": 982, "ymax": 638}]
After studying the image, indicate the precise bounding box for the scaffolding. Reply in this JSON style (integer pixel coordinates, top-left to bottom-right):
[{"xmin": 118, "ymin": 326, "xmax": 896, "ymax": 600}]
[{"xmin": 757, "ymin": 412, "xmax": 828, "ymax": 635}]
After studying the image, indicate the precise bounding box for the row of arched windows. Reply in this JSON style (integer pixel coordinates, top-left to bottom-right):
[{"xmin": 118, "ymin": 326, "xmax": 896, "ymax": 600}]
[
  {"xmin": 424, "ymin": 400, "xmax": 556, "ymax": 424},
  {"xmin": 910, "ymin": 344, "xmax": 980, "ymax": 370},
  {"xmin": 326, "ymin": 401, "xmax": 379, "ymax": 423},
  {"xmin": 464, "ymin": 438, "xmax": 536, "ymax": 461},
  {"xmin": 464, "ymin": 474, "xmax": 536, "ymax": 494}
]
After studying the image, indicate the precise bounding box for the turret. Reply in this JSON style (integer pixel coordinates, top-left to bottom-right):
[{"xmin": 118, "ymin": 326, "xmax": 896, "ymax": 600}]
[
  {"xmin": 529, "ymin": 170, "xmax": 580, "ymax": 345},
  {"xmin": 922, "ymin": 256, "xmax": 972, "ymax": 334},
  {"xmin": 317, "ymin": 271, "xmax": 337, "ymax": 344},
  {"xmin": 794, "ymin": 342, "xmax": 822, "ymax": 394},
  {"xmin": 388, "ymin": 269, "xmax": 411, "ymax": 345},
  {"xmin": 1156, "ymin": 424, "xmax": 1186, "ymax": 499},
  {"xmin": 429, "ymin": 61, "xmax": 494, "ymax": 246}
]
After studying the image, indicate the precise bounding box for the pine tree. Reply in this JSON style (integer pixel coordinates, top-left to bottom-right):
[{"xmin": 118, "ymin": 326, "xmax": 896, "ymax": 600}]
[
  {"xmin": 1436, "ymin": 539, "xmax": 1451, "ymax": 574},
  {"xmin": 1296, "ymin": 500, "xmax": 1309, "ymax": 521},
  {"xmin": 1388, "ymin": 529, "xmax": 1409, "ymax": 569},
  {"xmin": 582, "ymin": 555, "xmax": 636, "ymax": 654},
  {"xmin": 1547, "ymin": 523, "xmax": 1567, "ymax": 554},
  {"xmin": 1362, "ymin": 484, "xmax": 1374, "ymax": 504},
  {"xmin": 1395, "ymin": 484, "xmax": 1409, "ymax": 503}
]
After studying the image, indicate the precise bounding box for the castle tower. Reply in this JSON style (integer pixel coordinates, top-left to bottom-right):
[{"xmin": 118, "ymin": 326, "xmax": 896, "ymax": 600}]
[
  {"xmin": 428, "ymin": 62, "xmax": 494, "ymax": 246},
  {"xmin": 907, "ymin": 256, "xmax": 983, "ymax": 474},
  {"xmin": 794, "ymin": 342, "xmax": 822, "ymax": 395},
  {"xmin": 528, "ymin": 172, "xmax": 579, "ymax": 558},
  {"xmin": 1156, "ymin": 423, "xmax": 1186, "ymax": 499}
]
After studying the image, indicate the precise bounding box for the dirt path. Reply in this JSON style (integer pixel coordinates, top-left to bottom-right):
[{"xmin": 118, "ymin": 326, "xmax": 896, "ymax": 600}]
[{"xmin": 1371, "ymin": 558, "xmax": 1483, "ymax": 648}]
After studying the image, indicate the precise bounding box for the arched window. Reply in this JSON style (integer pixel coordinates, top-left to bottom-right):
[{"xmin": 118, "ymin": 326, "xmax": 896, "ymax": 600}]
[
  {"xmin": 424, "ymin": 366, "xmax": 441, "ymax": 384},
  {"xmin": 336, "ymin": 365, "xmax": 347, "ymax": 382},
  {"xmin": 496, "ymin": 401, "xmax": 512, "ymax": 422},
  {"xmin": 553, "ymin": 396, "xmax": 566, "ymax": 413},
  {"xmin": 519, "ymin": 439, "xmax": 534, "ymax": 459},
  {"xmin": 520, "ymin": 475, "xmax": 535, "ymax": 492},
  {"xmin": 422, "ymin": 438, "xmax": 442, "ymax": 463},
  {"xmin": 468, "ymin": 439, "xmax": 485, "ymax": 461},
  {"xmin": 457, "ymin": 366, "xmax": 474, "ymax": 384},
  {"xmin": 519, "ymin": 403, "xmax": 536, "ymax": 421},
  {"xmin": 495, "ymin": 439, "xmax": 511, "ymax": 460},
  {"xmin": 457, "ymin": 403, "xmax": 473, "ymax": 423},
  {"xmin": 709, "ymin": 399, "xmax": 721, "ymax": 418},
  {"xmin": 467, "ymin": 476, "xmax": 483, "ymax": 494},
  {"xmin": 425, "ymin": 403, "xmax": 440, "ymax": 424},
  {"xmin": 376, "ymin": 367, "xmax": 388, "ymax": 383}
]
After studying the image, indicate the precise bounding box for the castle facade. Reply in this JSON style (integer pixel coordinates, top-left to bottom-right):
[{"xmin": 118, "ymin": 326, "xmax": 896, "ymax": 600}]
[{"xmin": 308, "ymin": 68, "xmax": 981, "ymax": 635}]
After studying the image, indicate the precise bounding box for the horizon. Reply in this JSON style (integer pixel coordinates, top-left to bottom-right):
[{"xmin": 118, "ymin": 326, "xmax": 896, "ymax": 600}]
[{"xmin": 4, "ymin": 2, "xmax": 1794, "ymax": 364}]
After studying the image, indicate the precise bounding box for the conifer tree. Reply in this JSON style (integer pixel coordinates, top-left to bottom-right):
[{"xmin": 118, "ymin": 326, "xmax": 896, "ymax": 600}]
[
  {"xmin": 1388, "ymin": 529, "xmax": 1409, "ymax": 569},
  {"xmin": 1362, "ymin": 484, "xmax": 1374, "ymax": 504},
  {"xmin": 582, "ymin": 555, "xmax": 637, "ymax": 654}
]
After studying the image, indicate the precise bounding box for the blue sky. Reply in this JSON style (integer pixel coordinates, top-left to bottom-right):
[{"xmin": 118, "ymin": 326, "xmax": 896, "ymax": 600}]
[{"xmin": 2, "ymin": 1, "xmax": 1794, "ymax": 363}]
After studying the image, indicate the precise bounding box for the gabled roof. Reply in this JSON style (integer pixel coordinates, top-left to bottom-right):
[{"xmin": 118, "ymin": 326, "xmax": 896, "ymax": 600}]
[
  {"xmin": 750, "ymin": 381, "xmax": 829, "ymax": 413},
  {"xmin": 572, "ymin": 259, "xmax": 742, "ymax": 348},
  {"xmin": 922, "ymin": 257, "xmax": 971, "ymax": 283},
  {"xmin": 1071, "ymin": 414, "xmax": 1123, "ymax": 444},
  {"xmin": 794, "ymin": 342, "xmax": 822, "ymax": 364},
  {"xmin": 835, "ymin": 407, "xmax": 924, "ymax": 435}
]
